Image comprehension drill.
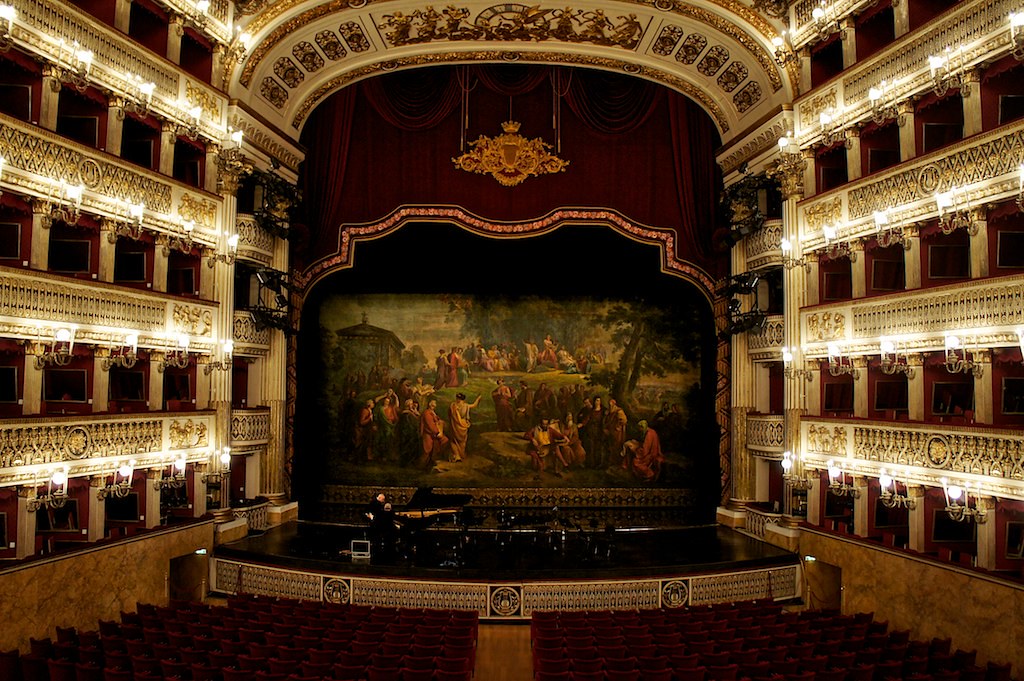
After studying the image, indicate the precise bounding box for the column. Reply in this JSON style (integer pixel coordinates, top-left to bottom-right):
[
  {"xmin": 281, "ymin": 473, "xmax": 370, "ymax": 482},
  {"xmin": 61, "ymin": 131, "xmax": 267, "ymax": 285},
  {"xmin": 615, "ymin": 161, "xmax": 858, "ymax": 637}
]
[
  {"xmin": 853, "ymin": 358, "xmax": 868, "ymax": 418},
  {"xmin": 893, "ymin": 0, "xmax": 910, "ymax": 38},
  {"xmin": 907, "ymin": 485, "xmax": 927, "ymax": 552},
  {"xmin": 88, "ymin": 476, "xmax": 106, "ymax": 542},
  {"xmin": 806, "ymin": 258, "xmax": 820, "ymax": 306},
  {"xmin": 31, "ymin": 200, "xmax": 54, "ymax": 271},
  {"xmin": 801, "ymin": 150, "xmax": 815, "ymax": 199},
  {"xmin": 22, "ymin": 349, "xmax": 42, "ymax": 415},
  {"xmin": 159, "ymin": 122, "xmax": 177, "ymax": 176},
  {"xmin": 98, "ymin": 219, "xmax": 117, "ymax": 284},
  {"xmin": 845, "ymin": 127, "xmax": 861, "ymax": 182},
  {"xmin": 730, "ymin": 241, "xmax": 757, "ymax": 506},
  {"xmin": 40, "ymin": 67, "xmax": 61, "ymax": 131},
  {"xmin": 851, "ymin": 476, "xmax": 870, "ymax": 537},
  {"xmin": 973, "ymin": 350, "xmax": 992, "ymax": 424},
  {"xmin": 144, "ymin": 470, "xmax": 162, "ymax": 529},
  {"xmin": 193, "ymin": 464, "xmax": 208, "ymax": 518},
  {"xmin": 907, "ymin": 354, "xmax": 925, "ymax": 421},
  {"xmin": 840, "ymin": 18, "xmax": 857, "ymax": 70},
  {"xmin": 805, "ymin": 475, "xmax": 822, "ymax": 526},
  {"xmin": 898, "ymin": 101, "xmax": 916, "ymax": 161},
  {"xmin": 153, "ymin": 236, "xmax": 170, "ymax": 293},
  {"xmin": 93, "ymin": 354, "xmax": 110, "ymax": 413},
  {"xmin": 149, "ymin": 361, "xmax": 164, "ymax": 411},
  {"xmin": 903, "ymin": 227, "xmax": 921, "ymax": 289},
  {"xmin": 205, "ymin": 144, "xmax": 221, "ymax": 194},
  {"xmin": 781, "ymin": 171, "xmax": 807, "ymax": 517},
  {"xmin": 16, "ymin": 487, "xmax": 38, "ymax": 560},
  {"xmin": 799, "ymin": 49, "xmax": 812, "ymax": 95},
  {"xmin": 807, "ymin": 366, "xmax": 822, "ymax": 416},
  {"xmin": 114, "ymin": 0, "xmax": 132, "ymax": 33},
  {"xmin": 975, "ymin": 497, "xmax": 997, "ymax": 570},
  {"xmin": 167, "ymin": 15, "xmax": 184, "ymax": 64},
  {"xmin": 211, "ymin": 46, "xmax": 226, "ymax": 91},
  {"xmin": 850, "ymin": 241, "xmax": 866, "ymax": 299},
  {"xmin": 961, "ymin": 69, "xmax": 982, "ymax": 138},
  {"xmin": 969, "ymin": 210, "xmax": 988, "ymax": 279},
  {"xmin": 106, "ymin": 99, "xmax": 126, "ymax": 156}
]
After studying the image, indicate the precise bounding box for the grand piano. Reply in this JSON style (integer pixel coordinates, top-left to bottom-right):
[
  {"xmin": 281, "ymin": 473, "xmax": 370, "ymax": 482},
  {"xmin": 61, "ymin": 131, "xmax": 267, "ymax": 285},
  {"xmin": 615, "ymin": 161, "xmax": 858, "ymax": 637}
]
[{"xmin": 394, "ymin": 487, "xmax": 474, "ymax": 529}]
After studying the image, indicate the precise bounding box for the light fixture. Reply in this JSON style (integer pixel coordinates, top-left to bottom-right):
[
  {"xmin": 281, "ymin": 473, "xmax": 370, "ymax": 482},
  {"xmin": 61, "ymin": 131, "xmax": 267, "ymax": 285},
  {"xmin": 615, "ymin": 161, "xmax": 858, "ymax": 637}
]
[
  {"xmin": 935, "ymin": 187, "xmax": 977, "ymax": 235},
  {"xmin": 107, "ymin": 200, "xmax": 146, "ymax": 242},
  {"xmin": 28, "ymin": 467, "xmax": 70, "ymax": 511},
  {"xmin": 55, "ymin": 39, "xmax": 93, "ymax": 93},
  {"xmin": 121, "ymin": 73, "xmax": 155, "ymax": 119},
  {"xmin": 33, "ymin": 327, "xmax": 75, "ymax": 369},
  {"xmin": 203, "ymin": 339, "xmax": 234, "ymax": 374},
  {"xmin": 818, "ymin": 109, "xmax": 844, "ymax": 147},
  {"xmin": 177, "ymin": 102, "xmax": 204, "ymax": 141},
  {"xmin": 943, "ymin": 334, "xmax": 982, "ymax": 377},
  {"xmin": 201, "ymin": 448, "xmax": 232, "ymax": 484},
  {"xmin": 771, "ymin": 32, "xmax": 797, "ymax": 66},
  {"xmin": 780, "ymin": 237, "xmax": 812, "ymax": 271},
  {"xmin": 822, "ymin": 224, "xmax": 856, "ymax": 261},
  {"xmin": 827, "ymin": 342, "xmax": 858, "ymax": 378},
  {"xmin": 0, "ymin": 3, "xmax": 15, "ymax": 53},
  {"xmin": 811, "ymin": 2, "xmax": 841, "ymax": 41},
  {"xmin": 1012, "ymin": 12, "xmax": 1024, "ymax": 61},
  {"xmin": 158, "ymin": 334, "xmax": 191, "ymax": 372},
  {"xmin": 868, "ymin": 80, "xmax": 901, "ymax": 126},
  {"xmin": 928, "ymin": 46, "xmax": 969, "ymax": 99},
  {"xmin": 40, "ymin": 180, "xmax": 85, "ymax": 228},
  {"xmin": 940, "ymin": 477, "xmax": 987, "ymax": 523},
  {"xmin": 222, "ymin": 25, "xmax": 253, "ymax": 64},
  {"xmin": 879, "ymin": 338, "xmax": 914, "ymax": 377},
  {"xmin": 826, "ymin": 459, "xmax": 860, "ymax": 498},
  {"xmin": 164, "ymin": 219, "xmax": 196, "ymax": 255},
  {"xmin": 782, "ymin": 347, "xmax": 813, "ymax": 381},
  {"xmin": 181, "ymin": 0, "xmax": 210, "ymax": 30},
  {"xmin": 216, "ymin": 128, "xmax": 253, "ymax": 189},
  {"xmin": 878, "ymin": 468, "xmax": 915, "ymax": 509},
  {"xmin": 1016, "ymin": 164, "xmax": 1024, "ymax": 212},
  {"xmin": 206, "ymin": 233, "xmax": 239, "ymax": 267},
  {"xmin": 781, "ymin": 450, "xmax": 813, "ymax": 490},
  {"xmin": 101, "ymin": 333, "xmax": 139, "ymax": 371},
  {"xmin": 97, "ymin": 460, "xmax": 135, "ymax": 500},
  {"xmin": 154, "ymin": 456, "xmax": 188, "ymax": 490},
  {"xmin": 776, "ymin": 133, "xmax": 806, "ymax": 177},
  {"xmin": 874, "ymin": 209, "xmax": 910, "ymax": 250}
]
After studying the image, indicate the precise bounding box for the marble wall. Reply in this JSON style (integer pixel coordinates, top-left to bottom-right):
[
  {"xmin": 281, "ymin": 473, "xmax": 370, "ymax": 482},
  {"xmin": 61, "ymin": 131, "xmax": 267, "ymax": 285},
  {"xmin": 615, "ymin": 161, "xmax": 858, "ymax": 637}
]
[
  {"xmin": 799, "ymin": 530, "xmax": 1024, "ymax": 674},
  {"xmin": 0, "ymin": 521, "xmax": 215, "ymax": 652}
]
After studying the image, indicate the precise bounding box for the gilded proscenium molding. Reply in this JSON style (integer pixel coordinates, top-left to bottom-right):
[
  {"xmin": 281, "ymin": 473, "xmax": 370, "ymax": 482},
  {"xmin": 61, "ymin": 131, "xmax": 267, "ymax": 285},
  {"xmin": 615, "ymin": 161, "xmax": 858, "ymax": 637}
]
[
  {"xmin": 0, "ymin": 412, "xmax": 217, "ymax": 486},
  {"xmin": 235, "ymin": 215, "xmax": 276, "ymax": 266},
  {"xmin": 227, "ymin": 116, "xmax": 304, "ymax": 173},
  {"xmin": 747, "ymin": 314, "xmax": 784, "ymax": 358},
  {"xmin": 746, "ymin": 414, "xmax": 785, "ymax": 454},
  {"xmin": 231, "ymin": 408, "xmax": 272, "ymax": 447},
  {"xmin": 293, "ymin": 205, "xmax": 716, "ymax": 299},
  {"xmin": 717, "ymin": 119, "xmax": 788, "ymax": 178},
  {"xmin": 0, "ymin": 267, "xmax": 217, "ymax": 346},
  {"xmin": 233, "ymin": 311, "xmax": 272, "ymax": 353},
  {"xmin": 797, "ymin": 121, "xmax": 1024, "ymax": 251},
  {"xmin": 801, "ymin": 417, "xmax": 1024, "ymax": 503},
  {"xmin": 290, "ymin": 51, "xmax": 729, "ymax": 133},
  {"xmin": 800, "ymin": 274, "xmax": 1024, "ymax": 351}
]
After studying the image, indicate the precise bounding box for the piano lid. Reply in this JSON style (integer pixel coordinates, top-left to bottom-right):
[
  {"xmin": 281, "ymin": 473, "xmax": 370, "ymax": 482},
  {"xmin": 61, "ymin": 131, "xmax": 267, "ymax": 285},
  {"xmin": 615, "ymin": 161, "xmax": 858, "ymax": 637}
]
[{"xmin": 405, "ymin": 487, "xmax": 473, "ymax": 510}]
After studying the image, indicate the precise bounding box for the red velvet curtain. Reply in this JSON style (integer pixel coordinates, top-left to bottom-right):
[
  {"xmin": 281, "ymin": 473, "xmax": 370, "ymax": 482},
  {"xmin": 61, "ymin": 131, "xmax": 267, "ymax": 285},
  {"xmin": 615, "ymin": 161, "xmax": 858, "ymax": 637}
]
[
  {"xmin": 670, "ymin": 96, "xmax": 719, "ymax": 262},
  {"xmin": 362, "ymin": 68, "xmax": 462, "ymax": 130},
  {"xmin": 563, "ymin": 68, "xmax": 663, "ymax": 135},
  {"xmin": 300, "ymin": 87, "xmax": 357, "ymax": 246}
]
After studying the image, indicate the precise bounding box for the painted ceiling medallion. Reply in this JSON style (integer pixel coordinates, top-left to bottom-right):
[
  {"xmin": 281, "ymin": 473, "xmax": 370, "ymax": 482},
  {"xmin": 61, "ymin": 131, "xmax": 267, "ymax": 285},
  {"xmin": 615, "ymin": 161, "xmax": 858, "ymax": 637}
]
[{"xmin": 452, "ymin": 120, "xmax": 569, "ymax": 187}]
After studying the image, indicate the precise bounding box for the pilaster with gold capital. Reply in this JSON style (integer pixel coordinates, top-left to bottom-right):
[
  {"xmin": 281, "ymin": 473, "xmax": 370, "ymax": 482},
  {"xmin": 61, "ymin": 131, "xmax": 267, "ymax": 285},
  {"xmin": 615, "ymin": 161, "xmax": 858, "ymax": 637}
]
[
  {"xmin": 845, "ymin": 127, "xmax": 861, "ymax": 182},
  {"xmin": 850, "ymin": 239, "xmax": 867, "ymax": 298},
  {"xmin": 962, "ymin": 69, "xmax": 983, "ymax": 137},
  {"xmin": 40, "ymin": 67, "xmax": 61, "ymax": 131},
  {"xmin": 975, "ymin": 496, "xmax": 997, "ymax": 569},
  {"xmin": 903, "ymin": 225, "xmax": 921, "ymax": 289},
  {"xmin": 167, "ymin": 14, "xmax": 184, "ymax": 62},
  {"xmin": 88, "ymin": 475, "xmax": 106, "ymax": 541},
  {"xmin": 907, "ymin": 485, "xmax": 927, "ymax": 552},
  {"xmin": 898, "ymin": 101, "xmax": 916, "ymax": 158},
  {"xmin": 30, "ymin": 200, "xmax": 52, "ymax": 270},
  {"xmin": 907, "ymin": 353, "xmax": 925, "ymax": 421},
  {"xmin": 98, "ymin": 218, "xmax": 117, "ymax": 283},
  {"xmin": 160, "ymin": 122, "xmax": 177, "ymax": 176},
  {"xmin": 853, "ymin": 356, "xmax": 869, "ymax": 418},
  {"xmin": 969, "ymin": 207, "xmax": 988, "ymax": 279},
  {"xmin": 973, "ymin": 349, "xmax": 993, "ymax": 424}
]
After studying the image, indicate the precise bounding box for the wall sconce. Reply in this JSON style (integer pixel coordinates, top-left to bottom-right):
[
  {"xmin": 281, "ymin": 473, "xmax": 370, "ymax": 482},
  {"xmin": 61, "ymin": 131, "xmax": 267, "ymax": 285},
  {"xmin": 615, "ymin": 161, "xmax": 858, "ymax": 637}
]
[
  {"xmin": 164, "ymin": 219, "xmax": 196, "ymax": 255},
  {"xmin": 157, "ymin": 334, "xmax": 191, "ymax": 372},
  {"xmin": 203, "ymin": 339, "xmax": 234, "ymax": 374},
  {"xmin": 878, "ymin": 468, "xmax": 915, "ymax": 509},
  {"xmin": 34, "ymin": 327, "xmax": 75, "ymax": 369},
  {"xmin": 782, "ymin": 346, "xmax": 813, "ymax": 381},
  {"xmin": 154, "ymin": 456, "xmax": 188, "ymax": 490},
  {"xmin": 776, "ymin": 134, "xmax": 807, "ymax": 177},
  {"xmin": 928, "ymin": 46, "xmax": 969, "ymax": 99},
  {"xmin": 217, "ymin": 128, "xmax": 253, "ymax": 183},
  {"xmin": 40, "ymin": 180, "xmax": 85, "ymax": 229},
  {"xmin": 827, "ymin": 342, "xmax": 858, "ymax": 378},
  {"xmin": 822, "ymin": 225, "xmax": 856, "ymax": 261},
  {"xmin": 0, "ymin": 4, "xmax": 16, "ymax": 53},
  {"xmin": 780, "ymin": 238, "xmax": 812, "ymax": 271},
  {"xmin": 868, "ymin": 79, "xmax": 901, "ymax": 125},
  {"xmin": 181, "ymin": 0, "xmax": 210, "ymax": 31},
  {"xmin": 826, "ymin": 459, "xmax": 860, "ymax": 497},
  {"xmin": 1012, "ymin": 12, "xmax": 1024, "ymax": 61},
  {"xmin": 879, "ymin": 338, "xmax": 914, "ymax": 377},
  {"xmin": 28, "ymin": 467, "xmax": 70, "ymax": 511},
  {"xmin": 874, "ymin": 209, "xmax": 910, "ymax": 250},
  {"xmin": 107, "ymin": 200, "xmax": 146, "ymax": 242},
  {"xmin": 940, "ymin": 477, "xmax": 986, "ymax": 523},
  {"xmin": 781, "ymin": 450, "xmax": 814, "ymax": 489},
  {"xmin": 811, "ymin": 2, "xmax": 842, "ymax": 42},
  {"xmin": 177, "ymin": 102, "xmax": 204, "ymax": 141},
  {"xmin": 122, "ymin": 73, "xmax": 155, "ymax": 119},
  {"xmin": 943, "ymin": 334, "xmax": 982, "ymax": 377},
  {"xmin": 222, "ymin": 25, "xmax": 253, "ymax": 64},
  {"xmin": 819, "ymin": 109, "xmax": 844, "ymax": 147},
  {"xmin": 97, "ymin": 460, "xmax": 135, "ymax": 500},
  {"xmin": 206, "ymin": 233, "xmax": 239, "ymax": 267},
  {"xmin": 56, "ymin": 39, "xmax": 93, "ymax": 93},
  {"xmin": 771, "ymin": 32, "xmax": 797, "ymax": 66},
  {"xmin": 935, "ymin": 187, "xmax": 977, "ymax": 235},
  {"xmin": 201, "ymin": 447, "xmax": 232, "ymax": 484},
  {"xmin": 101, "ymin": 333, "xmax": 139, "ymax": 371}
]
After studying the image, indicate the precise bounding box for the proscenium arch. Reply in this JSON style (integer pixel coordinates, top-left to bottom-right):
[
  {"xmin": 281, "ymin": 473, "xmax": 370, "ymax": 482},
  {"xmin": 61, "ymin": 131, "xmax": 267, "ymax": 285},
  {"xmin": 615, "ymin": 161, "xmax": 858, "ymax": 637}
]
[{"xmin": 225, "ymin": 0, "xmax": 798, "ymax": 143}]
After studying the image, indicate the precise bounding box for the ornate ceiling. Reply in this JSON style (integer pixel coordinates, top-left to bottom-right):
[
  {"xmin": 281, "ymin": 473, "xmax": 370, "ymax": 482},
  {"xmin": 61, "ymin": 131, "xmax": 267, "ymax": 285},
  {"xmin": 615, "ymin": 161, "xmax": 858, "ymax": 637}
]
[{"xmin": 224, "ymin": 0, "xmax": 797, "ymax": 144}]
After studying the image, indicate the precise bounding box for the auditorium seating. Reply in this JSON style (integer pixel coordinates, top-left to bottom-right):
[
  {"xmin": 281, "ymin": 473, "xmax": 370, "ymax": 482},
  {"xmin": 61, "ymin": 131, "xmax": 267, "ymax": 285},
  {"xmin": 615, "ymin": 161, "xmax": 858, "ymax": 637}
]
[
  {"xmin": 12, "ymin": 595, "xmax": 479, "ymax": 680},
  {"xmin": 530, "ymin": 602, "xmax": 1015, "ymax": 681}
]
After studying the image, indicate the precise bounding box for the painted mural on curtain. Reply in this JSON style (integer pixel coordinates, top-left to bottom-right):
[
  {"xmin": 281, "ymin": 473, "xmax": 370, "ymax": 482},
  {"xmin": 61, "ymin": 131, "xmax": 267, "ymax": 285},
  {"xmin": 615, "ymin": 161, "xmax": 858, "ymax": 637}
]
[{"xmin": 311, "ymin": 293, "xmax": 714, "ymax": 488}]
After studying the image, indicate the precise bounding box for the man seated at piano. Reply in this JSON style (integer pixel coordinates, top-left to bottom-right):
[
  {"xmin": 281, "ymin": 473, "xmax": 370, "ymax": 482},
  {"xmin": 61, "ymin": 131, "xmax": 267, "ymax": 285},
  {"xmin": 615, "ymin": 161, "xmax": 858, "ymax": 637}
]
[{"xmin": 366, "ymin": 492, "xmax": 398, "ymax": 554}]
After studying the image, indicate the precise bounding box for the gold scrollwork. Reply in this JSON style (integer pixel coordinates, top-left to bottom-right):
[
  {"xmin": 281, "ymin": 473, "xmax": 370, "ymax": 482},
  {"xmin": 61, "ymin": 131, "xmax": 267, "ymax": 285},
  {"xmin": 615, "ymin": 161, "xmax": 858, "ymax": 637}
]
[
  {"xmin": 169, "ymin": 419, "xmax": 210, "ymax": 449},
  {"xmin": 452, "ymin": 120, "xmax": 569, "ymax": 187},
  {"xmin": 178, "ymin": 194, "xmax": 218, "ymax": 228},
  {"xmin": 185, "ymin": 81, "xmax": 222, "ymax": 120}
]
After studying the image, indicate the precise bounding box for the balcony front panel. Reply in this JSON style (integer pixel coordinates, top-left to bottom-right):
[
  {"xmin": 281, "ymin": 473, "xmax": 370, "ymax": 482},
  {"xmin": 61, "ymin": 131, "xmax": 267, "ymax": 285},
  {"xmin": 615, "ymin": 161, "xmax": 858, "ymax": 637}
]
[
  {"xmin": 233, "ymin": 311, "xmax": 272, "ymax": 355},
  {"xmin": 236, "ymin": 214, "xmax": 276, "ymax": 266},
  {"xmin": 231, "ymin": 407, "xmax": 271, "ymax": 448},
  {"xmin": 746, "ymin": 414, "xmax": 786, "ymax": 455},
  {"xmin": 748, "ymin": 315, "xmax": 785, "ymax": 360},
  {"xmin": 745, "ymin": 220, "xmax": 783, "ymax": 271}
]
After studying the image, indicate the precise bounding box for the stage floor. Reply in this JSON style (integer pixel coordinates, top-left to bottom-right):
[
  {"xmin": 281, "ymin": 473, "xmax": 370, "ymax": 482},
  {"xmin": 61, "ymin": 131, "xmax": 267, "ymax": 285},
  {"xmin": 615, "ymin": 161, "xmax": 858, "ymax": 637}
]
[{"xmin": 216, "ymin": 517, "xmax": 798, "ymax": 581}]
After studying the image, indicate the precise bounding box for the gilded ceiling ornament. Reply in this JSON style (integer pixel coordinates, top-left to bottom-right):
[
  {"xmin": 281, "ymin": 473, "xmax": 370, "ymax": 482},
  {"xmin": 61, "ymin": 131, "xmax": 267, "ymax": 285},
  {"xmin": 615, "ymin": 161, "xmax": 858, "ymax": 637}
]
[{"xmin": 452, "ymin": 120, "xmax": 569, "ymax": 187}]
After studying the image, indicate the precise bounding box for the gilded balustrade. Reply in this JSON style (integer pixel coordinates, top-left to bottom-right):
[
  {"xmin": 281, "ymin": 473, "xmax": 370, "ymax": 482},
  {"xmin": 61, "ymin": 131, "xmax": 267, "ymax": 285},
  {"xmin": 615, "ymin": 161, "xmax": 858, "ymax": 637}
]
[
  {"xmin": 746, "ymin": 414, "xmax": 786, "ymax": 455},
  {"xmin": 744, "ymin": 506, "xmax": 782, "ymax": 540},
  {"xmin": 232, "ymin": 311, "xmax": 272, "ymax": 355},
  {"xmin": 747, "ymin": 314, "xmax": 785, "ymax": 359},
  {"xmin": 230, "ymin": 407, "xmax": 271, "ymax": 448},
  {"xmin": 745, "ymin": 220, "xmax": 783, "ymax": 271},
  {"xmin": 235, "ymin": 213, "xmax": 276, "ymax": 266},
  {"xmin": 801, "ymin": 417, "xmax": 1024, "ymax": 501},
  {"xmin": 0, "ymin": 411, "xmax": 219, "ymax": 487}
]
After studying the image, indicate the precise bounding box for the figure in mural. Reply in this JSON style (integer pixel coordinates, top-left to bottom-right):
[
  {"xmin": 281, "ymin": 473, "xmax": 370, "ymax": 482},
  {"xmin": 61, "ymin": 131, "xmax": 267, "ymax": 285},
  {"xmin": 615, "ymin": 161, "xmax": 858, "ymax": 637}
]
[
  {"xmin": 515, "ymin": 380, "xmax": 535, "ymax": 430},
  {"xmin": 492, "ymin": 378, "xmax": 515, "ymax": 431},
  {"xmin": 448, "ymin": 392, "xmax": 483, "ymax": 462},
  {"xmin": 582, "ymin": 396, "xmax": 606, "ymax": 469},
  {"xmin": 622, "ymin": 419, "xmax": 665, "ymax": 482},
  {"xmin": 538, "ymin": 334, "xmax": 559, "ymax": 368},
  {"xmin": 433, "ymin": 349, "xmax": 452, "ymax": 389},
  {"xmin": 557, "ymin": 412, "xmax": 587, "ymax": 467},
  {"xmin": 418, "ymin": 398, "xmax": 450, "ymax": 468},
  {"xmin": 533, "ymin": 382, "xmax": 557, "ymax": 421},
  {"xmin": 354, "ymin": 398, "xmax": 377, "ymax": 461},
  {"xmin": 523, "ymin": 339, "xmax": 539, "ymax": 373},
  {"xmin": 398, "ymin": 398, "xmax": 421, "ymax": 466},
  {"xmin": 605, "ymin": 397, "xmax": 628, "ymax": 468},
  {"xmin": 373, "ymin": 390, "xmax": 400, "ymax": 462},
  {"xmin": 523, "ymin": 418, "xmax": 571, "ymax": 477},
  {"xmin": 411, "ymin": 376, "xmax": 435, "ymax": 408}
]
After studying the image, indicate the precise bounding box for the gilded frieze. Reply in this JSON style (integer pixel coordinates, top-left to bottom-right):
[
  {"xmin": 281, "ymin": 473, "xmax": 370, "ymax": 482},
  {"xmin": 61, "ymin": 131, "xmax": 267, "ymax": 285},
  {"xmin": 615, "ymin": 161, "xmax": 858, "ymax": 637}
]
[
  {"xmin": 315, "ymin": 29, "xmax": 349, "ymax": 59},
  {"xmin": 689, "ymin": 566, "xmax": 799, "ymax": 604},
  {"xmin": 652, "ymin": 25, "xmax": 684, "ymax": 57},
  {"xmin": 697, "ymin": 45, "xmax": 729, "ymax": 77},
  {"xmin": 171, "ymin": 303, "xmax": 215, "ymax": 337},
  {"xmin": 0, "ymin": 418, "xmax": 163, "ymax": 469},
  {"xmin": 806, "ymin": 311, "xmax": 846, "ymax": 342},
  {"xmin": 169, "ymin": 419, "xmax": 210, "ymax": 449},
  {"xmin": 233, "ymin": 310, "xmax": 274, "ymax": 349},
  {"xmin": 733, "ymin": 81, "xmax": 761, "ymax": 114},
  {"xmin": 799, "ymin": 89, "xmax": 837, "ymax": 130},
  {"xmin": 231, "ymin": 409, "xmax": 272, "ymax": 444},
  {"xmin": 803, "ymin": 196, "xmax": 842, "ymax": 232},
  {"xmin": 261, "ymin": 78, "xmax": 291, "ymax": 108},
  {"xmin": 185, "ymin": 81, "xmax": 223, "ymax": 120},
  {"xmin": 341, "ymin": 21, "xmax": 373, "ymax": 50},
  {"xmin": 227, "ymin": 117, "xmax": 304, "ymax": 172},
  {"xmin": 718, "ymin": 61, "xmax": 748, "ymax": 92},
  {"xmin": 275, "ymin": 57, "xmax": 306, "ymax": 87},
  {"xmin": 806, "ymin": 424, "xmax": 847, "ymax": 457},
  {"xmin": 293, "ymin": 41, "xmax": 326, "ymax": 71},
  {"xmin": 676, "ymin": 33, "xmax": 707, "ymax": 64},
  {"xmin": 178, "ymin": 194, "xmax": 218, "ymax": 229}
]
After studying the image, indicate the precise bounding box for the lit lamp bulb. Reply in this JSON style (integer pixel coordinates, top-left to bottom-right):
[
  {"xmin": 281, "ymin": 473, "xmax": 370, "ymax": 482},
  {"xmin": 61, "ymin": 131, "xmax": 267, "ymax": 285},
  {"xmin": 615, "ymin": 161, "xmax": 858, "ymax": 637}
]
[
  {"xmin": 174, "ymin": 457, "xmax": 187, "ymax": 473},
  {"xmin": 812, "ymin": 6, "xmax": 825, "ymax": 21},
  {"xmin": 780, "ymin": 237, "xmax": 793, "ymax": 253},
  {"xmin": 880, "ymin": 338, "xmax": 895, "ymax": 355},
  {"xmin": 226, "ymin": 233, "xmax": 239, "ymax": 251},
  {"xmin": 823, "ymin": 224, "xmax": 837, "ymax": 242},
  {"xmin": 928, "ymin": 54, "xmax": 946, "ymax": 76},
  {"xmin": 878, "ymin": 469, "xmax": 893, "ymax": 490},
  {"xmin": 826, "ymin": 460, "xmax": 841, "ymax": 480},
  {"xmin": 51, "ymin": 468, "xmax": 68, "ymax": 487},
  {"xmin": 781, "ymin": 457, "xmax": 793, "ymax": 473},
  {"xmin": 782, "ymin": 347, "xmax": 794, "ymax": 364},
  {"xmin": 220, "ymin": 448, "xmax": 232, "ymax": 466},
  {"xmin": 176, "ymin": 333, "xmax": 191, "ymax": 350},
  {"xmin": 118, "ymin": 462, "xmax": 134, "ymax": 480}
]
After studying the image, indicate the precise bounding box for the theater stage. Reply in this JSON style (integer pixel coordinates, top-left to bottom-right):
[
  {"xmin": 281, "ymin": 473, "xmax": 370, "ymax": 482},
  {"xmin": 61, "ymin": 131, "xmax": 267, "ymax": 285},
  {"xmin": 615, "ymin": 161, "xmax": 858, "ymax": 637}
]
[{"xmin": 211, "ymin": 513, "xmax": 801, "ymax": 619}]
